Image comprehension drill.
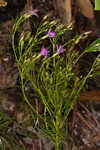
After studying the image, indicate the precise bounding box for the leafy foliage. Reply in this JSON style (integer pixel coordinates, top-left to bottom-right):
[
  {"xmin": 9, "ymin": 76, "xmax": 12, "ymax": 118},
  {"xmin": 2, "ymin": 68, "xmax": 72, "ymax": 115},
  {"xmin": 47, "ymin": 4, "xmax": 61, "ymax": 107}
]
[
  {"xmin": 95, "ymin": 0, "xmax": 100, "ymax": 10},
  {"xmin": 12, "ymin": 11, "xmax": 100, "ymax": 150}
]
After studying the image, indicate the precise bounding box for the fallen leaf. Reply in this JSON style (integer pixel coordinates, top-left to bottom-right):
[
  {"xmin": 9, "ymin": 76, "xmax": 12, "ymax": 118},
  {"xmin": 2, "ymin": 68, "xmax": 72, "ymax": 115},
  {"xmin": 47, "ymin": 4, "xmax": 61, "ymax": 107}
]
[
  {"xmin": 0, "ymin": 0, "xmax": 7, "ymax": 7},
  {"xmin": 76, "ymin": 0, "xmax": 94, "ymax": 19}
]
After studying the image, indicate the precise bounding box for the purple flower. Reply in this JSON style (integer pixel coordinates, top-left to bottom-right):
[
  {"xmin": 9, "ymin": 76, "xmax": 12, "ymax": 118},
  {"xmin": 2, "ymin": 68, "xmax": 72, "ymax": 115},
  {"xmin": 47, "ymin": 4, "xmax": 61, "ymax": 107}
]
[
  {"xmin": 56, "ymin": 45, "xmax": 65, "ymax": 55},
  {"xmin": 83, "ymin": 30, "xmax": 93, "ymax": 36},
  {"xmin": 88, "ymin": 30, "xmax": 93, "ymax": 34},
  {"xmin": 47, "ymin": 29, "xmax": 56, "ymax": 38},
  {"xmin": 27, "ymin": 8, "xmax": 39, "ymax": 16},
  {"xmin": 40, "ymin": 47, "xmax": 48, "ymax": 57}
]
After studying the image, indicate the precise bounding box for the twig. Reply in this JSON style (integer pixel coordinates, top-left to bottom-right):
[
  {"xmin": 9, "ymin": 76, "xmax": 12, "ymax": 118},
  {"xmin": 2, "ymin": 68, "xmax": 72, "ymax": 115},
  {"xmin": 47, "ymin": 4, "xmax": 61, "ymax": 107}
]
[
  {"xmin": 76, "ymin": 111, "xmax": 97, "ymax": 136},
  {"xmin": 79, "ymin": 102, "xmax": 100, "ymax": 128}
]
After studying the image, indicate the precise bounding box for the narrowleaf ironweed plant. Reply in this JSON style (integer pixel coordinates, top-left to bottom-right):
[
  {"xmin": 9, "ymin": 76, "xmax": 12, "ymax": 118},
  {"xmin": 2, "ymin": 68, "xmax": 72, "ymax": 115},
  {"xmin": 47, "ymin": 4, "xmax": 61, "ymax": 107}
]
[{"xmin": 12, "ymin": 10, "xmax": 100, "ymax": 150}]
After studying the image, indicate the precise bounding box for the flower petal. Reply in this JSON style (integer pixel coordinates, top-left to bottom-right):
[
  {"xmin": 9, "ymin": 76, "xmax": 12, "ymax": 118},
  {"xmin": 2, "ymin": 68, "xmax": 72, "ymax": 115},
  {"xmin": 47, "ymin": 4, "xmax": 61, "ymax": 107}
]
[
  {"xmin": 48, "ymin": 29, "xmax": 56, "ymax": 38},
  {"xmin": 40, "ymin": 47, "xmax": 48, "ymax": 57},
  {"xmin": 56, "ymin": 45, "xmax": 65, "ymax": 54}
]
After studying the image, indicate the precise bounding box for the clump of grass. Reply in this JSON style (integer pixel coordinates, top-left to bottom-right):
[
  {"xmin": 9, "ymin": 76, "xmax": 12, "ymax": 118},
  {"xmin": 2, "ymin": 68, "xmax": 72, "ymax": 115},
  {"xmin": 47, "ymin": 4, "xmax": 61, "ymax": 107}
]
[{"xmin": 12, "ymin": 10, "xmax": 100, "ymax": 150}]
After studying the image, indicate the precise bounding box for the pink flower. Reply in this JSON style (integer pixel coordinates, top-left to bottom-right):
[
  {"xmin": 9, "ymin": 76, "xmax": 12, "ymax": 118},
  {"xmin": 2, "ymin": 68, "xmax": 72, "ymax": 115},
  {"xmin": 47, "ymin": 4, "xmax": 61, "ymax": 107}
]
[
  {"xmin": 47, "ymin": 29, "xmax": 56, "ymax": 38},
  {"xmin": 56, "ymin": 45, "xmax": 65, "ymax": 55},
  {"xmin": 88, "ymin": 30, "xmax": 93, "ymax": 34},
  {"xmin": 40, "ymin": 47, "xmax": 48, "ymax": 57},
  {"xmin": 27, "ymin": 8, "xmax": 39, "ymax": 16}
]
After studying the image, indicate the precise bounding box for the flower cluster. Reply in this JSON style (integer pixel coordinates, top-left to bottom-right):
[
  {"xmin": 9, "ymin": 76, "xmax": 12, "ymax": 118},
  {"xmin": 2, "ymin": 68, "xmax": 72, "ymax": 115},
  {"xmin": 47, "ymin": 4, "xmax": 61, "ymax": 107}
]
[
  {"xmin": 40, "ymin": 45, "xmax": 65, "ymax": 57},
  {"xmin": 40, "ymin": 29, "xmax": 65, "ymax": 57}
]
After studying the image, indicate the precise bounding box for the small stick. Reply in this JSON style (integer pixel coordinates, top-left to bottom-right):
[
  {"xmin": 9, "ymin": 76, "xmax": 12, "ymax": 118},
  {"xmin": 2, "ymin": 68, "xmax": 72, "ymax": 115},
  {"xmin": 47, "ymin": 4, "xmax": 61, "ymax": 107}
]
[
  {"xmin": 79, "ymin": 102, "xmax": 100, "ymax": 127},
  {"xmin": 79, "ymin": 90, "xmax": 100, "ymax": 101},
  {"xmin": 76, "ymin": 111, "xmax": 97, "ymax": 136}
]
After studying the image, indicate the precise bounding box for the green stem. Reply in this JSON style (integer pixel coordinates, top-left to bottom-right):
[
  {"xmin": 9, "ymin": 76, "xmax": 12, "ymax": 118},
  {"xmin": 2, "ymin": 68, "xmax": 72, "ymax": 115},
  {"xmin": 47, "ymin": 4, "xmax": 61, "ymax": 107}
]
[
  {"xmin": 53, "ymin": 42, "xmax": 56, "ymax": 67},
  {"xmin": 61, "ymin": 57, "xmax": 97, "ymax": 128},
  {"xmin": 20, "ymin": 74, "xmax": 44, "ymax": 120},
  {"xmin": 55, "ymin": 116, "xmax": 60, "ymax": 150}
]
